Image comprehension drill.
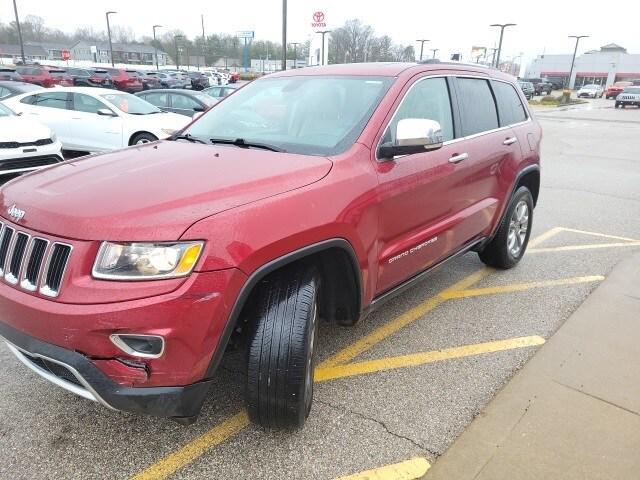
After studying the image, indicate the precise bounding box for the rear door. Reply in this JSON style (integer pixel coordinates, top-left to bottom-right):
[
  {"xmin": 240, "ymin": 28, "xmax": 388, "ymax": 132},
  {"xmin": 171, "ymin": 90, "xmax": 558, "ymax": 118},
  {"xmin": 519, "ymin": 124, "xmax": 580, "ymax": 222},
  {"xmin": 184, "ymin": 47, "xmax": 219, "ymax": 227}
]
[
  {"xmin": 168, "ymin": 93, "xmax": 200, "ymax": 117},
  {"xmin": 141, "ymin": 91, "xmax": 170, "ymax": 112},
  {"xmin": 19, "ymin": 92, "xmax": 71, "ymax": 144},
  {"xmin": 69, "ymin": 93, "xmax": 123, "ymax": 151},
  {"xmin": 447, "ymin": 76, "xmax": 522, "ymax": 242}
]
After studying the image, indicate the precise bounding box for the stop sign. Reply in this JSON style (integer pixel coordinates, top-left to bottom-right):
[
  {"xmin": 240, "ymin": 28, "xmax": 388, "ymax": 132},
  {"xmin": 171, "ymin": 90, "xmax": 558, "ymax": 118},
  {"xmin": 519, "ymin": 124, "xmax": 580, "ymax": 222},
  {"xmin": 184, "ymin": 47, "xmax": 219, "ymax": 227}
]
[{"xmin": 61, "ymin": 49, "xmax": 70, "ymax": 61}]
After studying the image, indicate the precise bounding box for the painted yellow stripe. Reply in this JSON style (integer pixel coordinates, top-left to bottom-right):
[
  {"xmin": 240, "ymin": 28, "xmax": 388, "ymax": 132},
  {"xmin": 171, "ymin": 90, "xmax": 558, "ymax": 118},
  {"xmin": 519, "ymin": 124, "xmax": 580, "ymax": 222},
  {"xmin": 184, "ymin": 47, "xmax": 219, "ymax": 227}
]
[
  {"xmin": 527, "ymin": 226, "xmax": 563, "ymax": 247},
  {"xmin": 557, "ymin": 227, "xmax": 640, "ymax": 243},
  {"xmin": 529, "ymin": 242, "xmax": 640, "ymax": 253},
  {"xmin": 130, "ymin": 411, "xmax": 249, "ymax": 480},
  {"xmin": 441, "ymin": 275, "xmax": 604, "ymax": 300},
  {"xmin": 335, "ymin": 457, "xmax": 431, "ymax": 480},
  {"xmin": 315, "ymin": 336, "xmax": 545, "ymax": 382},
  {"xmin": 317, "ymin": 268, "xmax": 492, "ymax": 369}
]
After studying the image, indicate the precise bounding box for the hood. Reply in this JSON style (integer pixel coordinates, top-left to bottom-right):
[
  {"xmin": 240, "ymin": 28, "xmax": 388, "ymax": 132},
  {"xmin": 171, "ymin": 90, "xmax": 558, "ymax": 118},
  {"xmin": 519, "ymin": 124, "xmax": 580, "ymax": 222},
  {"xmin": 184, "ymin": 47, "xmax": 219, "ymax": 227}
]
[
  {"xmin": 0, "ymin": 116, "xmax": 53, "ymax": 143},
  {"xmin": 0, "ymin": 141, "xmax": 332, "ymax": 241}
]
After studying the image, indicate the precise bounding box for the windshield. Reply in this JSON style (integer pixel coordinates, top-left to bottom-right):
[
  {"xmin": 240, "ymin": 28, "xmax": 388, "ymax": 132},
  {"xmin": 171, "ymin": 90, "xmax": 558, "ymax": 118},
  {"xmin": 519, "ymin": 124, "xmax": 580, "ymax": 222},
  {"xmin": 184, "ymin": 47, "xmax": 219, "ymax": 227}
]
[
  {"xmin": 0, "ymin": 103, "xmax": 14, "ymax": 117},
  {"xmin": 100, "ymin": 92, "xmax": 162, "ymax": 114},
  {"xmin": 183, "ymin": 75, "xmax": 392, "ymax": 156},
  {"xmin": 623, "ymin": 87, "xmax": 640, "ymax": 94}
]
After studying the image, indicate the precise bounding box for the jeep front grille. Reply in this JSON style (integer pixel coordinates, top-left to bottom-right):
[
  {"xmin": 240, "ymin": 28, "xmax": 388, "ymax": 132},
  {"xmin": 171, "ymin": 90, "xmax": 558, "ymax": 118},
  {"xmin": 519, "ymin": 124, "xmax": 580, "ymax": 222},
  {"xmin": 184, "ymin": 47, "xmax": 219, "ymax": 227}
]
[{"xmin": 0, "ymin": 222, "xmax": 72, "ymax": 297}]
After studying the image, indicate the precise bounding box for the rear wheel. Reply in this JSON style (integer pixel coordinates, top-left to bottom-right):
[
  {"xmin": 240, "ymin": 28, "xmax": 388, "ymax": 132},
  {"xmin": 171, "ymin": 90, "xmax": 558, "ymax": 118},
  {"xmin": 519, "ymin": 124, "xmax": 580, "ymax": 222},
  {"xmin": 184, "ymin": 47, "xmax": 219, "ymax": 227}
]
[
  {"xmin": 246, "ymin": 266, "xmax": 320, "ymax": 429},
  {"xmin": 479, "ymin": 186, "xmax": 534, "ymax": 269}
]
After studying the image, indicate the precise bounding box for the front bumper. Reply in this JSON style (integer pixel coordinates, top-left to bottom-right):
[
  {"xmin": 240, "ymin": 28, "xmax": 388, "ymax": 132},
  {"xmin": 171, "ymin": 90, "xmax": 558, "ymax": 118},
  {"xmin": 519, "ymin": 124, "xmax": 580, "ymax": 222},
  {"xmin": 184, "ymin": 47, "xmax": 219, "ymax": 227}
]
[
  {"xmin": 0, "ymin": 320, "xmax": 213, "ymax": 418},
  {"xmin": 0, "ymin": 141, "xmax": 63, "ymax": 178}
]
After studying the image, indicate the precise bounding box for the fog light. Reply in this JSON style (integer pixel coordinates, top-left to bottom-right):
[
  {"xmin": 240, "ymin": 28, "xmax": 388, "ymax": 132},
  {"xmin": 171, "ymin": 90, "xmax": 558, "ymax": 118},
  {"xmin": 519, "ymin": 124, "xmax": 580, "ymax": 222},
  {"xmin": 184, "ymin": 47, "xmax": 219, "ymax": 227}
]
[{"xmin": 110, "ymin": 334, "xmax": 165, "ymax": 359}]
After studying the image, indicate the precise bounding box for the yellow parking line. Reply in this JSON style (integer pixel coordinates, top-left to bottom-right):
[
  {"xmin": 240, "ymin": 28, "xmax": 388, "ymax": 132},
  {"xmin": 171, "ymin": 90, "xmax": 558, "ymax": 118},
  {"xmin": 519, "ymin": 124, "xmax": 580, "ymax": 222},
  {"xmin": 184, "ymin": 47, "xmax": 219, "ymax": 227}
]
[
  {"xmin": 315, "ymin": 336, "xmax": 545, "ymax": 382},
  {"xmin": 130, "ymin": 411, "xmax": 249, "ymax": 480},
  {"xmin": 441, "ymin": 275, "xmax": 604, "ymax": 300},
  {"xmin": 527, "ymin": 226, "xmax": 564, "ymax": 247},
  {"xmin": 335, "ymin": 457, "xmax": 431, "ymax": 480},
  {"xmin": 317, "ymin": 268, "xmax": 492, "ymax": 369},
  {"xmin": 557, "ymin": 227, "xmax": 640, "ymax": 243},
  {"xmin": 529, "ymin": 242, "xmax": 640, "ymax": 253}
]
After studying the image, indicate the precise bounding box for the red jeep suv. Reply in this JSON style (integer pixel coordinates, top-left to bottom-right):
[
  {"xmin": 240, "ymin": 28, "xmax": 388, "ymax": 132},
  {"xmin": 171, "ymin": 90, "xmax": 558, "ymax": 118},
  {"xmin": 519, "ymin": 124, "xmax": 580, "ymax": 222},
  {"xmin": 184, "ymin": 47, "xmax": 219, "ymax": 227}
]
[{"xmin": 0, "ymin": 62, "xmax": 541, "ymax": 427}]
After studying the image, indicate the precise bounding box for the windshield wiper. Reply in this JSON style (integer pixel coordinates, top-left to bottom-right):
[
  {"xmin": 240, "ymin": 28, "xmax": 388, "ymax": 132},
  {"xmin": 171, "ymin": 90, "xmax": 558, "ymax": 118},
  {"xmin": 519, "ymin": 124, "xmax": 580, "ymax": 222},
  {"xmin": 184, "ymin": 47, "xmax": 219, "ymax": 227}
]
[
  {"xmin": 209, "ymin": 137, "xmax": 285, "ymax": 153},
  {"xmin": 171, "ymin": 133, "xmax": 206, "ymax": 144}
]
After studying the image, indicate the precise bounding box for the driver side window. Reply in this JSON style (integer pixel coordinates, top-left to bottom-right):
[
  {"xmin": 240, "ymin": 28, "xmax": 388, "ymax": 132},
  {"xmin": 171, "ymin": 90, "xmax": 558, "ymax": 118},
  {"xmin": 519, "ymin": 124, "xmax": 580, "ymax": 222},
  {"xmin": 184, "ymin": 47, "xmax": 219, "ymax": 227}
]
[{"xmin": 383, "ymin": 77, "xmax": 454, "ymax": 144}]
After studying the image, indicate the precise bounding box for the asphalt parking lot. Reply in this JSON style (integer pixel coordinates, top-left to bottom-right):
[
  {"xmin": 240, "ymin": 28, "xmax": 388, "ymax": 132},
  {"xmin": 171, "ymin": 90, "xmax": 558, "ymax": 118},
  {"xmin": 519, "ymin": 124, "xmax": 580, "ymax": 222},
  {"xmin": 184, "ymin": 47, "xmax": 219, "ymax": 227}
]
[{"xmin": 1, "ymin": 98, "xmax": 639, "ymax": 480}]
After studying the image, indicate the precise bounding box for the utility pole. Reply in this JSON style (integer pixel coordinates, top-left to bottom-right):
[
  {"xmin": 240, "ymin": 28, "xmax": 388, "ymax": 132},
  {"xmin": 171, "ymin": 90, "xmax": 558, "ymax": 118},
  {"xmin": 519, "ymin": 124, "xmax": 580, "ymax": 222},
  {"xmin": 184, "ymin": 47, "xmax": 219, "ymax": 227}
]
[
  {"xmin": 567, "ymin": 35, "xmax": 589, "ymax": 89},
  {"xmin": 201, "ymin": 14, "xmax": 206, "ymax": 69},
  {"xmin": 152, "ymin": 25, "xmax": 162, "ymax": 70},
  {"xmin": 416, "ymin": 39, "xmax": 429, "ymax": 61},
  {"xmin": 489, "ymin": 47, "xmax": 498, "ymax": 66},
  {"xmin": 106, "ymin": 11, "xmax": 117, "ymax": 67},
  {"xmin": 281, "ymin": 0, "xmax": 287, "ymax": 70},
  {"xmin": 12, "ymin": 0, "xmax": 26, "ymax": 64},
  {"xmin": 430, "ymin": 48, "xmax": 439, "ymax": 59},
  {"xmin": 490, "ymin": 23, "xmax": 516, "ymax": 69},
  {"xmin": 316, "ymin": 30, "xmax": 331, "ymax": 65},
  {"xmin": 290, "ymin": 42, "xmax": 300, "ymax": 68},
  {"xmin": 174, "ymin": 34, "xmax": 184, "ymax": 69}
]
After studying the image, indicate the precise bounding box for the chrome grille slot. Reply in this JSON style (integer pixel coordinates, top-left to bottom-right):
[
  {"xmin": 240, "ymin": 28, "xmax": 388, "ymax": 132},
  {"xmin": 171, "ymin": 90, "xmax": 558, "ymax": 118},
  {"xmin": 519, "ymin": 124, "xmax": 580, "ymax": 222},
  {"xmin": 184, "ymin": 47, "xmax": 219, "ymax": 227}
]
[
  {"xmin": 20, "ymin": 238, "xmax": 48, "ymax": 291},
  {"xmin": 0, "ymin": 226, "xmax": 15, "ymax": 274},
  {"xmin": 40, "ymin": 243, "xmax": 72, "ymax": 297},
  {"xmin": 6, "ymin": 232, "xmax": 29, "ymax": 284}
]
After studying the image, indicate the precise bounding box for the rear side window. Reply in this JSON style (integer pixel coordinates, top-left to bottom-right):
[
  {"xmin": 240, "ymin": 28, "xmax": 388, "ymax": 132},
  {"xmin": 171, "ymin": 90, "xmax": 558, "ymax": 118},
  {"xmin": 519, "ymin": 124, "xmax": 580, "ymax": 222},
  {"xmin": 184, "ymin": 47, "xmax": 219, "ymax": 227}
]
[
  {"xmin": 144, "ymin": 92, "xmax": 169, "ymax": 108},
  {"xmin": 493, "ymin": 81, "xmax": 528, "ymax": 126},
  {"xmin": 455, "ymin": 78, "xmax": 499, "ymax": 136},
  {"xmin": 32, "ymin": 92, "xmax": 69, "ymax": 109},
  {"xmin": 383, "ymin": 77, "xmax": 454, "ymax": 143}
]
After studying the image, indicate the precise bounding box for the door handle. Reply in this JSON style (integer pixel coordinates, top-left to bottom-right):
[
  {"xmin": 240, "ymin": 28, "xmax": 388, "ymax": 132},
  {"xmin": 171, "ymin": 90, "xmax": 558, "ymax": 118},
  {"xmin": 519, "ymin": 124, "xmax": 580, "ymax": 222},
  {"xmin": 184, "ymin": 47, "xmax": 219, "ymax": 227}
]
[
  {"xmin": 449, "ymin": 153, "xmax": 469, "ymax": 164},
  {"xmin": 503, "ymin": 137, "xmax": 518, "ymax": 145}
]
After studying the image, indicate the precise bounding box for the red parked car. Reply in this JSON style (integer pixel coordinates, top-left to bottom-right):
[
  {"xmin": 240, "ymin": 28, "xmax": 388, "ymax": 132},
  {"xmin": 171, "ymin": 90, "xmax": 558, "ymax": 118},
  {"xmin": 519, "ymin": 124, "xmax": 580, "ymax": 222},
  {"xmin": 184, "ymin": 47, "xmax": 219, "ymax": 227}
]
[
  {"xmin": 14, "ymin": 65, "xmax": 73, "ymax": 87},
  {"xmin": 605, "ymin": 81, "xmax": 633, "ymax": 99},
  {"xmin": 0, "ymin": 62, "xmax": 541, "ymax": 428},
  {"xmin": 228, "ymin": 71, "xmax": 240, "ymax": 83},
  {"xmin": 101, "ymin": 68, "xmax": 143, "ymax": 93}
]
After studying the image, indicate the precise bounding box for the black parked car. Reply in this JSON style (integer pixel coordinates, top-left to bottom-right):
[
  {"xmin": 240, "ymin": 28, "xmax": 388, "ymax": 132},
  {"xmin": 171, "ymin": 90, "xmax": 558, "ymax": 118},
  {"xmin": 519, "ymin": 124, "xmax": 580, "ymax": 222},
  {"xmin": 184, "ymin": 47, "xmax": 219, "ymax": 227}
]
[
  {"xmin": 135, "ymin": 89, "xmax": 217, "ymax": 117},
  {"xmin": 65, "ymin": 68, "xmax": 113, "ymax": 88},
  {"xmin": 0, "ymin": 80, "xmax": 43, "ymax": 100},
  {"xmin": 188, "ymin": 71, "xmax": 210, "ymax": 91}
]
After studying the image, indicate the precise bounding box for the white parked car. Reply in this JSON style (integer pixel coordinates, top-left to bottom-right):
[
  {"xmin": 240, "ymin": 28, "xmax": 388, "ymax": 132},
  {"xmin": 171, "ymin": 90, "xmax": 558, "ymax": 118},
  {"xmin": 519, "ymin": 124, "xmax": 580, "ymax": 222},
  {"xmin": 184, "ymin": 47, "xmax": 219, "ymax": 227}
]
[
  {"xmin": 0, "ymin": 102, "xmax": 63, "ymax": 181},
  {"xmin": 3, "ymin": 87, "xmax": 189, "ymax": 152},
  {"xmin": 577, "ymin": 84, "xmax": 604, "ymax": 99}
]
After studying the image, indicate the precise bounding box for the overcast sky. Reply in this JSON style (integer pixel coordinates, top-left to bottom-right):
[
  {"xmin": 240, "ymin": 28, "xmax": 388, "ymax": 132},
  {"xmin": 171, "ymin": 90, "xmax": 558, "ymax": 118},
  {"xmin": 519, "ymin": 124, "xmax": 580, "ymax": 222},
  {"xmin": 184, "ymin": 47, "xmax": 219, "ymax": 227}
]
[{"xmin": 2, "ymin": 0, "xmax": 638, "ymax": 65}]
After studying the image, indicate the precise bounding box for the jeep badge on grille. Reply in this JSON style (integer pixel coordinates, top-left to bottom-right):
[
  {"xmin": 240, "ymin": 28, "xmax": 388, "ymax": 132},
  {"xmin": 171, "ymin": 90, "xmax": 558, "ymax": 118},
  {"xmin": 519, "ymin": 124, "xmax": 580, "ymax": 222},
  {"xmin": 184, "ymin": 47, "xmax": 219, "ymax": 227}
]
[{"xmin": 7, "ymin": 205, "xmax": 25, "ymax": 222}]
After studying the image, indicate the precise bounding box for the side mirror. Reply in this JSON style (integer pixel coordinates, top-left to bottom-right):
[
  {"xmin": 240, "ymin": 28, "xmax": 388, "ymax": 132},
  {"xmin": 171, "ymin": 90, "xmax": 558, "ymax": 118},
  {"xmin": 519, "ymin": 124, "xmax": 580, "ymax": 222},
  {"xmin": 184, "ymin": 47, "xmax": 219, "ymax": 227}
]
[
  {"xmin": 378, "ymin": 118, "xmax": 444, "ymax": 160},
  {"xmin": 97, "ymin": 108, "xmax": 117, "ymax": 117},
  {"xmin": 193, "ymin": 106, "xmax": 205, "ymax": 112}
]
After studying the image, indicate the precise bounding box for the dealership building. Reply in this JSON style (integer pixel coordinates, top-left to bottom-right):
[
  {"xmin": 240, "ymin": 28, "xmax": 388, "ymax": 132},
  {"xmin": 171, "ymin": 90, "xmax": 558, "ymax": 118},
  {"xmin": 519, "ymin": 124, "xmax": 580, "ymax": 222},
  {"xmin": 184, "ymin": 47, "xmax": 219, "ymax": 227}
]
[{"xmin": 525, "ymin": 43, "xmax": 640, "ymax": 88}]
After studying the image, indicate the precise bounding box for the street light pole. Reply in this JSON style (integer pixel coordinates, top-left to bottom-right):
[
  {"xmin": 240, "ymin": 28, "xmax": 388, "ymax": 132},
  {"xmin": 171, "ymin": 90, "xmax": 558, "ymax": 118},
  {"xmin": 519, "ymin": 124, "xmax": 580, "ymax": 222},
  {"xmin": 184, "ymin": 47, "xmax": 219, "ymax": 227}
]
[
  {"xmin": 490, "ymin": 23, "xmax": 516, "ymax": 68},
  {"xmin": 201, "ymin": 14, "xmax": 206, "ymax": 69},
  {"xmin": 430, "ymin": 48, "xmax": 439, "ymax": 59},
  {"xmin": 281, "ymin": 0, "xmax": 287, "ymax": 71},
  {"xmin": 106, "ymin": 11, "xmax": 117, "ymax": 67},
  {"xmin": 152, "ymin": 25, "xmax": 162, "ymax": 70},
  {"xmin": 416, "ymin": 39, "xmax": 429, "ymax": 61},
  {"xmin": 12, "ymin": 0, "xmax": 26, "ymax": 64},
  {"xmin": 567, "ymin": 35, "xmax": 589, "ymax": 89},
  {"xmin": 290, "ymin": 42, "xmax": 300, "ymax": 68},
  {"xmin": 316, "ymin": 30, "xmax": 331, "ymax": 65}
]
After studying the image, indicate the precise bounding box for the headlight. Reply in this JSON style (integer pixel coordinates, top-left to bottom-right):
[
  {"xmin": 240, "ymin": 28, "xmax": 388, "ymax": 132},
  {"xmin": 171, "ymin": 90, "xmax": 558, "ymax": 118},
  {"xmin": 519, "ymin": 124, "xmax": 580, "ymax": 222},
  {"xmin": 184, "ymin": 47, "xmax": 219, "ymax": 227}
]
[
  {"xmin": 161, "ymin": 128, "xmax": 177, "ymax": 136},
  {"xmin": 92, "ymin": 241, "xmax": 204, "ymax": 280}
]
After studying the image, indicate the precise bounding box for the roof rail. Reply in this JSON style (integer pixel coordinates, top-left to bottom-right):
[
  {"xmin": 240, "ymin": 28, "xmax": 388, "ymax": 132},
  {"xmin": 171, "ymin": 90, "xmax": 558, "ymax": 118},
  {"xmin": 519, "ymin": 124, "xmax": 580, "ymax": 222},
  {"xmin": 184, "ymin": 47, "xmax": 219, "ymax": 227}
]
[{"xmin": 417, "ymin": 59, "xmax": 492, "ymax": 69}]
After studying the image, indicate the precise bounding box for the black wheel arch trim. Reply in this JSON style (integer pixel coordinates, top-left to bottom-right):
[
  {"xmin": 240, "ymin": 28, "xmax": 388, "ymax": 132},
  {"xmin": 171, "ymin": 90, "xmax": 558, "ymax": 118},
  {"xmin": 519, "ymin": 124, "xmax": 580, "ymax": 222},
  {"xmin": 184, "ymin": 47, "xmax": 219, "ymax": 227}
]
[
  {"xmin": 484, "ymin": 164, "xmax": 540, "ymax": 246},
  {"xmin": 204, "ymin": 238, "xmax": 363, "ymax": 378}
]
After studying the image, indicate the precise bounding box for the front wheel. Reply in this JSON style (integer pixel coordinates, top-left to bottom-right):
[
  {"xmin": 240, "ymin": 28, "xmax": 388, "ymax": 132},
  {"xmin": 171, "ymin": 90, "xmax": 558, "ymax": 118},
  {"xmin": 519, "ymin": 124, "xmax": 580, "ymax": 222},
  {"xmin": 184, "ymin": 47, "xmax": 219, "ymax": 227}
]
[
  {"xmin": 479, "ymin": 186, "xmax": 534, "ymax": 269},
  {"xmin": 246, "ymin": 266, "xmax": 320, "ymax": 429},
  {"xmin": 130, "ymin": 132, "xmax": 158, "ymax": 145}
]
